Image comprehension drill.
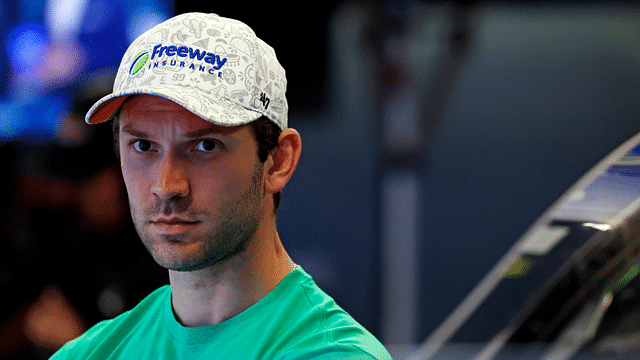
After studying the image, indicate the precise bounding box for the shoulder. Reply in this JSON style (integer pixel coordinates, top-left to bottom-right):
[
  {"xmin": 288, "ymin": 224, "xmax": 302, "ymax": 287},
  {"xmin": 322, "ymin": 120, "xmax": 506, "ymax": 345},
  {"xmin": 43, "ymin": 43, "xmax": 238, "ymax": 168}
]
[
  {"xmin": 49, "ymin": 285, "xmax": 170, "ymax": 359},
  {"xmin": 282, "ymin": 268, "xmax": 393, "ymax": 360}
]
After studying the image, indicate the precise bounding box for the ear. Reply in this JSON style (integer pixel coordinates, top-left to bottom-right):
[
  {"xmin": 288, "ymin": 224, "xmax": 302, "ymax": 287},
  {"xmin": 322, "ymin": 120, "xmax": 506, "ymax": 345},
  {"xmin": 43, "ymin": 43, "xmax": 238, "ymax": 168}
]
[{"xmin": 264, "ymin": 129, "xmax": 302, "ymax": 195}]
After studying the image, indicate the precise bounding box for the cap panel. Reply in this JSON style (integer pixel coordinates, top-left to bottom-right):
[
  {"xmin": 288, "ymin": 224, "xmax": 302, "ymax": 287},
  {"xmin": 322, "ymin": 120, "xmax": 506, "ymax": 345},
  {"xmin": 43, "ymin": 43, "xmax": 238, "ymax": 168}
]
[{"xmin": 85, "ymin": 13, "xmax": 287, "ymax": 129}]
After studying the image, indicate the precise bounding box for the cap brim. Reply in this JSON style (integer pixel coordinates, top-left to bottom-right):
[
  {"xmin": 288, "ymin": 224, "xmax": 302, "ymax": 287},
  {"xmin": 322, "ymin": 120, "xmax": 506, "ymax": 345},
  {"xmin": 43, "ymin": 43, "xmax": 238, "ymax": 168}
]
[{"xmin": 85, "ymin": 85, "xmax": 263, "ymax": 126}]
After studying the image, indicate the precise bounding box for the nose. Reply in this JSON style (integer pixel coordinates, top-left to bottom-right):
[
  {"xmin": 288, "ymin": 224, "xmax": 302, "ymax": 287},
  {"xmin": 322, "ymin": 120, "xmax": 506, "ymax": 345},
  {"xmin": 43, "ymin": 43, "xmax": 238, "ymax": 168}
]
[{"xmin": 151, "ymin": 154, "xmax": 190, "ymax": 201}]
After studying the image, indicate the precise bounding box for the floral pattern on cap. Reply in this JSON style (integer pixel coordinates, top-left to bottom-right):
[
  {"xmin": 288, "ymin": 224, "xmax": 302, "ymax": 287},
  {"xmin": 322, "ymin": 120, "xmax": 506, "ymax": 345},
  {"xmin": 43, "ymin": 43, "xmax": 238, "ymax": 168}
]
[{"xmin": 86, "ymin": 13, "xmax": 288, "ymax": 130}]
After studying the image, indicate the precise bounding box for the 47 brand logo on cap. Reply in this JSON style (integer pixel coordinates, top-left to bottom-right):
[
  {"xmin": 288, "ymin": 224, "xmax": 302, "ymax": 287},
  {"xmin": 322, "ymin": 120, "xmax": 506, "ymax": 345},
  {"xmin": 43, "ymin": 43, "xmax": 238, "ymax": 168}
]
[
  {"xmin": 259, "ymin": 93, "xmax": 270, "ymax": 110},
  {"xmin": 130, "ymin": 51, "xmax": 150, "ymax": 76}
]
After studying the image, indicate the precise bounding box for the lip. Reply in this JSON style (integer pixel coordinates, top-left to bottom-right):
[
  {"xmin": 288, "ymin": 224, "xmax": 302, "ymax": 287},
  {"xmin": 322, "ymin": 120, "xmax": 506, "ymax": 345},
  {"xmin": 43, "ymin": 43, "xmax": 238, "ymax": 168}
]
[{"xmin": 150, "ymin": 218, "xmax": 200, "ymax": 235}]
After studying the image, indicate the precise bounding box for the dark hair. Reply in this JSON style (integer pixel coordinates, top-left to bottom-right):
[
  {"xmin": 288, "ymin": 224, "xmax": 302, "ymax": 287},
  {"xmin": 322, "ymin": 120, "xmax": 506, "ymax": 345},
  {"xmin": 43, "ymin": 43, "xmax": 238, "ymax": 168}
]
[
  {"xmin": 249, "ymin": 116, "xmax": 283, "ymax": 212},
  {"xmin": 111, "ymin": 110, "xmax": 283, "ymax": 213}
]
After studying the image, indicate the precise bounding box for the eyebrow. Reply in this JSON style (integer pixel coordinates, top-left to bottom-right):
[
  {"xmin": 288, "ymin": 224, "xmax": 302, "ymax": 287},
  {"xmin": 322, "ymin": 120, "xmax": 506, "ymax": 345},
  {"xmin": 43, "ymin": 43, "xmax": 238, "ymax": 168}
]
[
  {"xmin": 184, "ymin": 127, "xmax": 227, "ymax": 138},
  {"xmin": 121, "ymin": 124, "xmax": 149, "ymax": 138}
]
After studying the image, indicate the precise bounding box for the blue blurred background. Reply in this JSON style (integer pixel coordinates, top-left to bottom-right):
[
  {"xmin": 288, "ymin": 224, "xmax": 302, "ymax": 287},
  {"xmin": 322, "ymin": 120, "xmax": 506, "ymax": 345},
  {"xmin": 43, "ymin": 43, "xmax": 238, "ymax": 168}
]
[{"xmin": 0, "ymin": 1, "xmax": 639, "ymax": 359}]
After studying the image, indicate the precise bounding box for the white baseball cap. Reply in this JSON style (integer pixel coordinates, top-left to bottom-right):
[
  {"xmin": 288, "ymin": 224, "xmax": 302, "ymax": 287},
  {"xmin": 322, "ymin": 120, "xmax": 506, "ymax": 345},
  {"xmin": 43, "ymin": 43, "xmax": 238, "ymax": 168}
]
[{"xmin": 85, "ymin": 12, "xmax": 288, "ymax": 130}]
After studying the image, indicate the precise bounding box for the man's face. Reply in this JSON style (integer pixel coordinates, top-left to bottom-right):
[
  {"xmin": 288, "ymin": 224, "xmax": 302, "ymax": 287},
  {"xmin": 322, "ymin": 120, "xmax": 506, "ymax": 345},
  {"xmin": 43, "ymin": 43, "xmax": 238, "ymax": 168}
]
[{"xmin": 118, "ymin": 95, "xmax": 265, "ymax": 272}]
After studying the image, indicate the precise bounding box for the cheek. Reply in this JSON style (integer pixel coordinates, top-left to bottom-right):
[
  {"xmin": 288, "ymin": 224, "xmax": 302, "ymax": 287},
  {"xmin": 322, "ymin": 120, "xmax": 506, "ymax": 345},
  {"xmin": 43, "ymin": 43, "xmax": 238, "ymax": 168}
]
[
  {"xmin": 120, "ymin": 164, "xmax": 147, "ymax": 203},
  {"xmin": 190, "ymin": 165, "xmax": 254, "ymax": 204},
  {"xmin": 189, "ymin": 170, "xmax": 227, "ymax": 202}
]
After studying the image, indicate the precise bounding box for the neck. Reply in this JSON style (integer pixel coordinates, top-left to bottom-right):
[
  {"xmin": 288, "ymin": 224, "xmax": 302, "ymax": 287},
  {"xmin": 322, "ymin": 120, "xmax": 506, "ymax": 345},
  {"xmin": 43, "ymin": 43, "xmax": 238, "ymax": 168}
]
[{"xmin": 168, "ymin": 219, "xmax": 296, "ymax": 327}]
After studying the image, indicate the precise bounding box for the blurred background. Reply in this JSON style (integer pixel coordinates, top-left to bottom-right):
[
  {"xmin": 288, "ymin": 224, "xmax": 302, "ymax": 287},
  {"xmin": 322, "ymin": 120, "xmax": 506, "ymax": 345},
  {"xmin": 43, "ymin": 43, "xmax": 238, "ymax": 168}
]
[{"xmin": 0, "ymin": 0, "xmax": 639, "ymax": 359}]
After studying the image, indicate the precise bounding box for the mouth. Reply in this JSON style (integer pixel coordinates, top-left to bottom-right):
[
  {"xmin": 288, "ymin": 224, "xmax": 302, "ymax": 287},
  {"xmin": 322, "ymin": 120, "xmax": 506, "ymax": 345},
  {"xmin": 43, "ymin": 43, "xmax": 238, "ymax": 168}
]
[{"xmin": 149, "ymin": 218, "xmax": 200, "ymax": 235}]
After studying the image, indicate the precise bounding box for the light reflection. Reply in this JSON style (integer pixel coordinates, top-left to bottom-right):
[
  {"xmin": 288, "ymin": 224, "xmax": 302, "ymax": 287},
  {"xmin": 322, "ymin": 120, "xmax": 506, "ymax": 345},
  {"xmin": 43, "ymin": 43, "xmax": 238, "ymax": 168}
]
[
  {"xmin": 582, "ymin": 222, "xmax": 612, "ymax": 231},
  {"xmin": 45, "ymin": 0, "xmax": 89, "ymax": 39}
]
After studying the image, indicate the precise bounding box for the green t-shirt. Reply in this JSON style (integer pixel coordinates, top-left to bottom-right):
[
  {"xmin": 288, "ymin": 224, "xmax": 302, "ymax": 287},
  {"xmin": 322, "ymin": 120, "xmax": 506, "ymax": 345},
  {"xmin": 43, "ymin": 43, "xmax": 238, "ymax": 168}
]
[{"xmin": 50, "ymin": 266, "xmax": 392, "ymax": 359}]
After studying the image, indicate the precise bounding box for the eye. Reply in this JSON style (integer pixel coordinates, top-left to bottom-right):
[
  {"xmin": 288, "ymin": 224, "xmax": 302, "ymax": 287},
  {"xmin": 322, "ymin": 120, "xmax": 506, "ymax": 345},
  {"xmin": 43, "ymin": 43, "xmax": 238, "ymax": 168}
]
[
  {"xmin": 133, "ymin": 140, "xmax": 152, "ymax": 152},
  {"xmin": 195, "ymin": 140, "xmax": 219, "ymax": 152}
]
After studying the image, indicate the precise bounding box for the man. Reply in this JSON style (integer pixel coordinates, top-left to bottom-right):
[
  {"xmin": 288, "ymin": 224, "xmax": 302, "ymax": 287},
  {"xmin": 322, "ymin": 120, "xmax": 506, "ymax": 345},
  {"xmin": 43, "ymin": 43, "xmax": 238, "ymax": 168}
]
[{"xmin": 50, "ymin": 12, "xmax": 392, "ymax": 359}]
